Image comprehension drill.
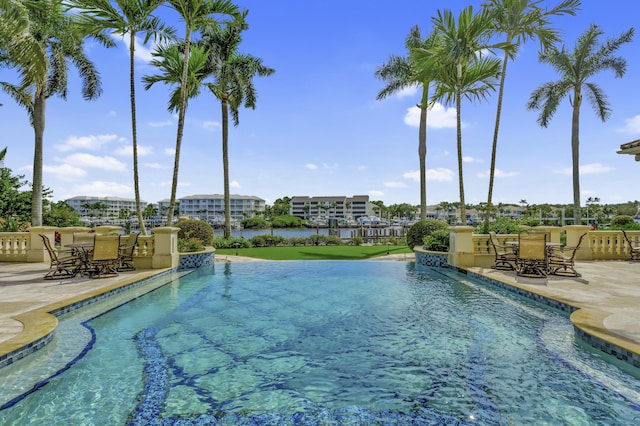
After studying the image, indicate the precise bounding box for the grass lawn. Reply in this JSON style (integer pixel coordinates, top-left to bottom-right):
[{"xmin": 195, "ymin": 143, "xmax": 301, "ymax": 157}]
[{"xmin": 214, "ymin": 245, "xmax": 414, "ymax": 260}]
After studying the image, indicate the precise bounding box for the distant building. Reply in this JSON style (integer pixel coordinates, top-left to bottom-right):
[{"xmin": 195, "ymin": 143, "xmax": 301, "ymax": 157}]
[
  {"xmin": 618, "ymin": 139, "xmax": 640, "ymax": 161},
  {"xmin": 173, "ymin": 194, "xmax": 266, "ymax": 224},
  {"xmin": 290, "ymin": 195, "xmax": 371, "ymax": 220},
  {"xmin": 65, "ymin": 196, "xmax": 146, "ymax": 222}
]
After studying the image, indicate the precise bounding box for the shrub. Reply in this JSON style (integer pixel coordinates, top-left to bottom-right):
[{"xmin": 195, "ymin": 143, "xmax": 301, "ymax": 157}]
[
  {"xmin": 270, "ymin": 215, "xmax": 305, "ymax": 228},
  {"xmin": 325, "ymin": 235, "xmax": 343, "ymax": 246},
  {"xmin": 241, "ymin": 217, "xmax": 268, "ymax": 229},
  {"xmin": 249, "ymin": 235, "xmax": 267, "ymax": 247},
  {"xmin": 178, "ymin": 237, "xmax": 205, "ymax": 252},
  {"xmin": 213, "ymin": 236, "xmax": 250, "ymax": 249},
  {"xmin": 307, "ymin": 234, "xmax": 327, "ymax": 246},
  {"xmin": 348, "ymin": 236, "xmax": 364, "ymax": 246},
  {"xmin": 288, "ymin": 237, "xmax": 308, "ymax": 246},
  {"xmin": 477, "ymin": 217, "xmax": 524, "ymax": 235},
  {"xmin": 175, "ymin": 218, "xmax": 214, "ymax": 244},
  {"xmin": 423, "ymin": 229, "xmax": 450, "ymax": 252},
  {"xmin": 610, "ymin": 215, "xmax": 635, "ymax": 226},
  {"xmin": 406, "ymin": 220, "xmax": 449, "ymax": 250}
]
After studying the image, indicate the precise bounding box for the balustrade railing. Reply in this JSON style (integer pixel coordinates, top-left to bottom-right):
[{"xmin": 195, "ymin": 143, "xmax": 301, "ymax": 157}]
[{"xmin": 0, "ymin": 232, "xmax": 29, "ymax": 262}]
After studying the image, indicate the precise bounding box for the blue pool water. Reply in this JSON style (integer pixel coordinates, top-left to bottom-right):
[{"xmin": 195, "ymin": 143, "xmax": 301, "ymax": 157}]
[{"xmin": 1, "ymin": 261, "xmax": 639, "ymax": 425}]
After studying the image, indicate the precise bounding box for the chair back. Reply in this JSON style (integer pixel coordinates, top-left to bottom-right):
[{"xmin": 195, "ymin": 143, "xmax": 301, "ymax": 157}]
[
  {"xmin": 74, "ymin": 232, "xmax": 95, "ymax": 245},
  {"xmin": 488, "ymin": 231, "xmax": 499, "ymax": 249},
  {"xmin": 40, "ymin": 234, "xmax": 57, "ymax": 261},
  {"xmin": 121, "ymin": 233, "xmax": 139, "ymax": 255},
  {"xmin": 622, "ymin": 230, "xmax": 636, "ymax": 246},
  {"xmin": 518, "ymin": 233, "xmax": 546, "ymax": 261},
  {"xmin": 568, "ymin": 233, "xmax": 588, "ymax": 260},
  {"xmin": 92, "ymin": 235, "xmax": 120, "ymax": 261}
]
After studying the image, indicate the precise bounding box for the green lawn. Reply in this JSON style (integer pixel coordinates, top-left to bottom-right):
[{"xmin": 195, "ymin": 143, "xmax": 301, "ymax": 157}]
[{"xmin": 215, "ymin": 245, "xmax": 414, "ymax": 260}]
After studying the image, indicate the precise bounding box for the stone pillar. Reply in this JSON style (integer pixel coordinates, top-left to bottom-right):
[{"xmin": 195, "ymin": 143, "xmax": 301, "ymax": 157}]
[
  {"xmin": 448, "ymin": 226, "xmax": 475, "ymax": 268},
  {"xmin": 535, "ymin": 226, "xmax": 562, "ymax": 244},
  {"xmin": 57, "ymin": 226, "xmax": 92, "ymax": 248},
  {"xmin": 152, "ymin": 227, "xmax": 180, "ymax": 269},
  {"xmin": 94, "ymin": 225, "xmax": 122, "ymax": 235},
  {"xmin": 27, "ymin": 226, "xmax": 58, "ymax": 262},
  {"xmin": 564, "ymin": 225, "xmax": 592, "ymax": 260}
]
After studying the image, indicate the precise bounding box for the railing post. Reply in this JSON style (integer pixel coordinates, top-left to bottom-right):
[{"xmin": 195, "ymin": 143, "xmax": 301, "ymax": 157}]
[
  {"xmin": 448, "ymin": 226, "xmax": 475, "ymax": 268},
  {"xmin": 564, "ymin": 225, "xmax": 592, "ymax": 260},
  {"xmin": 94, "ymin": 225, "xmax": 122, "ymax": 235},
  {"xmin": 27, "ymin": 226, "xmax": 57, "ymax": 263},
  {"xmin": 151, "ymin": 227, "xmax": 180, "ymax": 269},
  {"xmin": 535, "ymin": 226, "xmax": 562, "ymax": 243},
  {"xmin": 57, "ymin": 226, "xmax": 92, "ymax": 248}
]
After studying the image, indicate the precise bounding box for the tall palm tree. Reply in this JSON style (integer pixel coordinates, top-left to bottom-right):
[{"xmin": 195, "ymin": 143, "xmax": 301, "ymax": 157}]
[
  {"xmin": 527, "ymin": 24, "xmax": 634, "ymax": 224},
  {"xmin": 0, "ymin": 0, "xmax": 107, "ymax": 226},
  {"xmin": 375, "ymin": 27, "xmax": 439, "ymax": 221},
  {"xmin": 481, "ymin": 0, "xmax": 580, "ymax": 229},
  {"xmin": 162, "ymin": 0, "xmax": 242, "ymax": 226},
  {"xmin": 67, "ymin": 0, "xmax": 174, "ymax": 236},
  {"xmin": 198, "ymin": 20, "xmax": 275, "ymax": 238},
  {"xmin": 412, "ymin": 6, "xmax": 510, "ymax": 225}
]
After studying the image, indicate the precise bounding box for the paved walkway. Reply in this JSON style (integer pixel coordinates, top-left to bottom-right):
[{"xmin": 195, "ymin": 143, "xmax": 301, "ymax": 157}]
[{"xmin": 1, "ymin": 255, "xmax": 638, "ymax": 367}]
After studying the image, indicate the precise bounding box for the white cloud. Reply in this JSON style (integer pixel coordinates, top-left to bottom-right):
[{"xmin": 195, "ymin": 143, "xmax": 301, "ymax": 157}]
[
  {"xmin": 149, "ymin": 120, "xmax": 174, "ymax": 128},
  {"xmin": 554, "ymin": 163, "xmax": 613, "ymax": 175},
  {"xmin": 74, "ymin": 181, "xmax": 132, "ymax": 197},
  {"xmin": 43, "ymin": 164, "xmax": 87, "ymax": 181},
  {"xmin": 396, "ymin": 85, "xmax": 418, "ymax": 99},
  {"xmin": 144, "ymin": 162, "xmax": 168, "ymax": 169},
  {"xmin": 118, "ymin": 33, "xmax": 155, "ymax": 62},
  {"xmin": 55, "ymin": 134, "xmax": 119, "ymax": 152},
  {"xmin": 61, "ymin": 153, "xmax": 127, "ymax": 171},
  {"xmin": 368, "ymin": 190, "xmax": 384, "ymax": 197},
  {"xmin": 305, "ymin": 163, "xmax": 318, "ymax": 170},
  {"xmin": 384, "ymin": 181, "xmax": 407, "ymax": 188},
  {"xmin": 356, "ymin": 165, "xmax": 367, "ymax": 172},
  {"xmin": 322, "ymin": 162, "xmax": 338, "ymax": 170},
  {"xmin": 403, "ymin": 168, "xmax": 454, "ymax": 182},
  {"xmin": 164, "ymin": 148, "xmax": 175, "ymax": 155},
  {"xmin": 618, "ymin": 115, "xmax": 640, "ymax": 134},
  {"xmin": 108, "ymin": 110, "xmax": 117, "ymax": 117},
  {"xmin": 477, "ymin": 168, "xmax": 519, "ymax": 178},
  {"xmin": 114, "ymin": 144, "xmax": 153, "ymax": 156},
  {"xmin": 230, "ymin": 181, "xmax": 241, "ymax": 189},
  {"xmin": 404, "ymin": 102, "xmax": 457, "ymax": 129},
  {"xmin": 203, "ymin": 121, "xmax": 221, "ymax": 131},
  {"xmin": 463, "ymin": 156, "xmax": 482, "ymax": 163}
]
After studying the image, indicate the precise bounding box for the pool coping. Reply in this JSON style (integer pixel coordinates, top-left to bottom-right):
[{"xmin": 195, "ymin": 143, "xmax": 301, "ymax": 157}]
[{"xmin": 0, "ymin": 268, "xmax": 177, "ymax": 369}]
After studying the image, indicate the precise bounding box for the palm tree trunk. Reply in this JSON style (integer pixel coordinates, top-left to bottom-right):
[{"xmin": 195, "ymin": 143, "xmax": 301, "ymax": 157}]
[
  {"xmin": 456, "ymin": 65, "xmax": 467, "ymax": 226},
  {"xmin": 572, "ymin": 87, "xmax": 582, "ymax": 225},
  {"xmin": 31, "ymin": 87, "xmax": 46, "ymax": 226},
  {"xmin": 222, "ymin": 98, "xmax": 231, "ymax": 238},
  {"xmin": 130, "ymin": 31, "xmax": 147, "ymax": 235},
  {"xmin": 418, "ymin": 86, "xmax": 428, "ymax": 221},
  {"xmin": 166, "ymin": 28, "xmax": 192, "ymax": 226},
  {"xmin": 486, "ymin": 52, "xmax": 509, "ymax": 228}
]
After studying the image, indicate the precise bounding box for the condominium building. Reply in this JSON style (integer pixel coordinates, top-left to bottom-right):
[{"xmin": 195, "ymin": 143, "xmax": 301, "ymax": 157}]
[
  {"xmin": 175, "ymin": 194, "xmax": 266, "ymax": 224},
  {"xmin": 65, "ymin": 196, "xmax": 146, "ymax": 221},
  {"xmin": 289, "ymin": 195, "xmax": 371, "ymax": 220}
]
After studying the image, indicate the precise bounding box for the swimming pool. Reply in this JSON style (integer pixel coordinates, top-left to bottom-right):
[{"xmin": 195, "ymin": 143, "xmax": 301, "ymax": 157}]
[{"xmin": 1, "ymin": 261, "xmax": 639, "ymax": 425}]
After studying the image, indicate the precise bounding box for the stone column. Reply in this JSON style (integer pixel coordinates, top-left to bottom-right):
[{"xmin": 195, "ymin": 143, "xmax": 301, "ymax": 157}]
[
  {"xmin": 94, "ymin": 225, "xmax": 122, "ymax": 235},
  {"xmin": 152, "ymin": 227, "xmax": 180, "ymax": 269},
  {"xmin": 57, "ymin": 226, "xmax": 92, "ymax": 248},
  {"xmin": 535, "ymin": 226, "xmax": 562, "ymax": 244},
  {"xmin": 448, "ymin": 226, "xmax": 475, "ymax": 268},
  {"xmin": 27, "ymin": 226, "xmax": 58, "ymax": 262}
]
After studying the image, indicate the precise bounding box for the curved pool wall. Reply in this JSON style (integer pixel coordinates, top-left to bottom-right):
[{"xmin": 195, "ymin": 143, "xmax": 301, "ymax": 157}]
[{"xmin": 414, "ymin": 249, "xmax": 640, "ymax": 369}]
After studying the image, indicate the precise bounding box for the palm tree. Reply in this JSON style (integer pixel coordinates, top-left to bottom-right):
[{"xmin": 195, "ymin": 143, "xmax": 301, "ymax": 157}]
[
  {"xmin": 198, "ymin": 20, "xmax": 274, "ymax": 238},
  {"xmin": 162, "ymin": 0, "xmax": 242, "ymax": 226},
  {"xmin": 412, "ymin": 6, "xmax": 509, "ymax": 225},
  {"xmin": 481, "ymin": 0, "xmax": 580, "ymax": 228},
  {"xmin": 0, "ymin": 0, "xmax": 107, "ymax": 226},
  {"xmin": 375, "ymin": 27, "xmax": 439, "ymax": 221},
  {"xmin": 527, "ymin": 24, "xmax": 634, "ymax": 224},
  {"xmin": 68, "ymin": 0, "xmax": 174, "ymax": 236}
]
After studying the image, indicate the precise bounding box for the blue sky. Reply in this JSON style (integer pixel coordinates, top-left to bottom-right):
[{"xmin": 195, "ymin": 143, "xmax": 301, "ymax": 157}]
[{"xmin": 2, "ymin": 0, "xmax": 639, "ymax": 208}]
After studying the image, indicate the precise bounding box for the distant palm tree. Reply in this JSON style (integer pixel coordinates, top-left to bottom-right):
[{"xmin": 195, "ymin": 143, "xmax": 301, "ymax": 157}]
[
  {"xmin": 481, "ymin": 0, "xmax": 580, "ymax": 228},
  {"xmin": 0, "ymin": 0, "xmax": 108, "ymax": 226},
  {"xmin": 198, "ymin": 20, "xmax": 274, "ymax": 238},
  {"xmin": 413, "ymin": 6, "xmax": 509, "ymax": 225},
  {"xmin": 161, "ymin": 0, "xmax": 242, "ymax": 226},
  {"xmin": 527, "ymin": 24, "xmax": 634, "ymax": 224},
  {"xmin": 68, "ymin": 0, "xmax": 175, "ymax": 236},
  {"xmin": 375, "ymin": 26, "xmax": 439, "ymax": 221}
]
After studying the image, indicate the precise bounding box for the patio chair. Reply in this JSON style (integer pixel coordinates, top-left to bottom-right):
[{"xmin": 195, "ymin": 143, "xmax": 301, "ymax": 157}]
[
  {"xmin": 40, "ymin": 234, "xmax": 81, "ymax": 280},
  {"xmin": 548, "ymin": 233, "xmax": 587, "ymax": 277},
  {"xmin": 622, "ymin": 230, "xmax": 640, "ymax": 261},
  {"xmin": 516, "ymin": 233, "xmax": 547, "ymax": 278},
  {"xmin": 85, "ymin": 235, "xmax": 121, "ymax": 278},
  {"xmin": 489, "ymin": 231, "xmax": 516, "ymax": 270},
  {"xmin": 118, "ymin": 232, "xmax": 139, "ymax": 271}
]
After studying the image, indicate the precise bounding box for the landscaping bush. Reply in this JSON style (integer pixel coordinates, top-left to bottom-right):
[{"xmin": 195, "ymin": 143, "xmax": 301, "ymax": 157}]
[
  {"xmin": 175, "ymin": 218, "xmax": 214, "ymax": 244},
  {"xmin": 348, "ymin": 236, "xmax": 364, "ymax": 246},
  {"xmin": 325, "ymin": 235, "xmax": 343, "ymax": 246},
  {"xmin": 307, "ymin": 234, "xmax": 327, "ymax": 246},
  {"xmin": 270, "ymin": 215, "xmax": 305, "ymax": 228},
  {"xmin": 406, "ymin": 219, "xmax": 449, "ymax": 250},
  {"xmin": 241, "ymin": 216, "xmax": 268, "ymax": 229},
  {"xmin": 213, "ymin": 236, "xmax": 250, "ymax": 249},
  {"xmin": 477, "ymin": 217, "xmax": 524, "ymax": 235},
  {"xmin": 423, "ymin": 229, "xmax": 450, "ymax": 252},
  {"xmin": 249, "ymin": 234, "xmax": 285, "ymax": 247},
  {"xmin": 288, "ymin": 237, "xmax": 308, "ymax": 246},
  {"xmin": 610, "ymin": 215, "xmax": 635, "ymax": 226},
  {"xmin": 178, "ymin": 237, "xmax": 205, "ymax": 252}
]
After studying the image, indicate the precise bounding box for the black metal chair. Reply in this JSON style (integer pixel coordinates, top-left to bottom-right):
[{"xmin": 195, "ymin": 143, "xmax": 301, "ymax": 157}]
[
  {"xmin": 622, "ymin": 230, "xmax": 640, "ymax": 261},
  {"xmin": 85, "ymin": 235, "xmax": 121, "ymax": 278},
  {"xmin": 118, "ymin": 232, "xmax": 139, "ymax": 271},
  {"xmin": 516, "ymin": 233, "xmax": 547, "ymax": 278},
  {"xmin": 489, "ymin": 231, "xmax": 517, "ymax": 270},
  {"xmin": 40, "ymin": 234, "xmax": 81, "ymax": 280},
  {"xmin": 548, "ymin": 233, "xmax": 587, "ymax": 277}
]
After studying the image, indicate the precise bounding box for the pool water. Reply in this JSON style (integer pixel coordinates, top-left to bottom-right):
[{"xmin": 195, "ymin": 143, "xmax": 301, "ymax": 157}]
[{"xmin": 1, "ymin": 261, "xmax": 639, "ymax": 425}]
